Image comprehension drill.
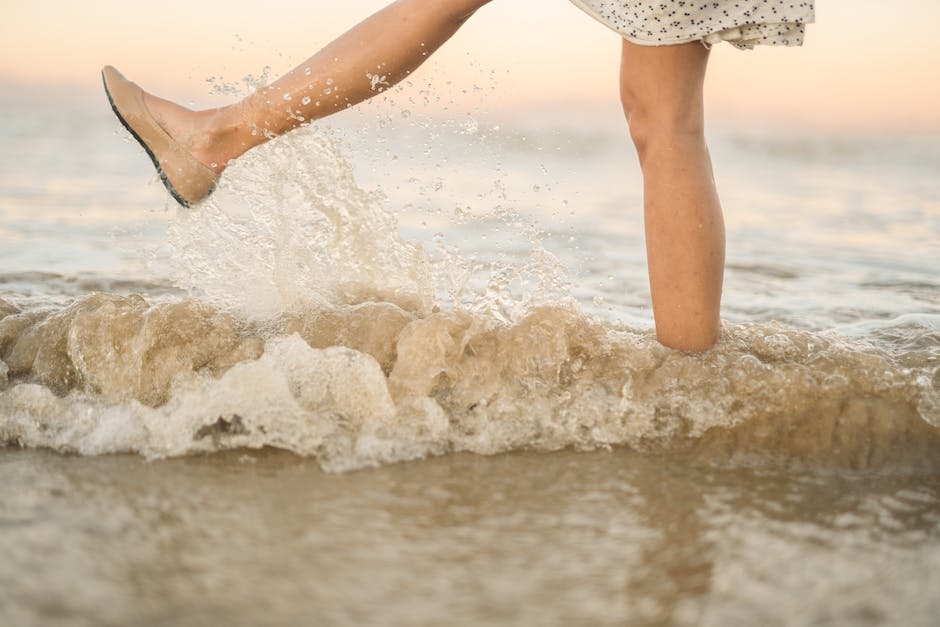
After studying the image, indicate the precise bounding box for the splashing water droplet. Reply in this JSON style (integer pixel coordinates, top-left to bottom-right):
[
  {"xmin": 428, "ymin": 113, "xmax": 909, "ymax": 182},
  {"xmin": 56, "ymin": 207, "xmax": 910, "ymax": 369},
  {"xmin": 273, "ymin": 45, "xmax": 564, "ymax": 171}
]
[
  {"xmin": 367, "ymin": 73, "xmax": 390, "ymax": 92},
  {"xmin": 459, "ymin": 118, "xmax": 479, "ymax": 135}
]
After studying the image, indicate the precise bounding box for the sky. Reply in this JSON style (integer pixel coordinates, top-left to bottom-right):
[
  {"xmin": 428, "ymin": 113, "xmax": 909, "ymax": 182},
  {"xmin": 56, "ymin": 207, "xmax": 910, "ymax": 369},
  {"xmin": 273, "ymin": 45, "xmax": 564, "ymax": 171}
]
[{"xmin": 1, "ymin": 0, "xmax": 939, "ymax": 132}]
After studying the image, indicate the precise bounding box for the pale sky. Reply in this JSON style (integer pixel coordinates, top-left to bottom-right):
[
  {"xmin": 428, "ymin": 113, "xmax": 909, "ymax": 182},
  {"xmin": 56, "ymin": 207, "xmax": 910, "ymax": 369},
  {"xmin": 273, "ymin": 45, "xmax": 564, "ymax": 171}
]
[{"xmin": 1, "ymin": 0, "xmax": 939, "ymax": 132}]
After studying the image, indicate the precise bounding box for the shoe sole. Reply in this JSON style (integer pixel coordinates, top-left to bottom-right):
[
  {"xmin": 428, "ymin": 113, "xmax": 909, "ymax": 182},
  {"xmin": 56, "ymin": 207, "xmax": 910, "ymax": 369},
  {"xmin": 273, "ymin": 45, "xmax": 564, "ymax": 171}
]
[{"xmin": 101, "ymin": 69, "xmax": 215, "ymax": 208}]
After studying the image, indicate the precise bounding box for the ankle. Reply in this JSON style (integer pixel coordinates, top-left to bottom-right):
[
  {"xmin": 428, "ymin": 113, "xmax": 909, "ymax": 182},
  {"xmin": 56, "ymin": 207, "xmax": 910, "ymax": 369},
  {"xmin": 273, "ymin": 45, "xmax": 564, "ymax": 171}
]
[{"xmin": 194, "ymin": 106, "xmax": 261, "ymax": 173}]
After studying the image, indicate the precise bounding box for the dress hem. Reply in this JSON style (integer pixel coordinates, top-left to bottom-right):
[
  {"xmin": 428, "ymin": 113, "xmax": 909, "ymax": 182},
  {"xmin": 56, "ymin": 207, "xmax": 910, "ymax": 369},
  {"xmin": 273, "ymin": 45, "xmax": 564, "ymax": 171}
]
[{"xmin": 568, "ymin": 0, "xmax": 813, "ymax": 49}]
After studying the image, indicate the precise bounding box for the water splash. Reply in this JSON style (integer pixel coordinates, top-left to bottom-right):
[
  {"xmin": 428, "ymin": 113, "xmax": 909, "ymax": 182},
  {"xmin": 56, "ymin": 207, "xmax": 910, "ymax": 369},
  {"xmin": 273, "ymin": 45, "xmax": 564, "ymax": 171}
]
[
  {"xmin": 2, "ymin": 122, "xmax": 938, "ymax": 473},
  {"xmin": 166, "ymin": 128, "xmax": 435, "ymax": 321},
  {"xmin": 165, "ymin": 125, "xmax": 570, "ymax": 325}
]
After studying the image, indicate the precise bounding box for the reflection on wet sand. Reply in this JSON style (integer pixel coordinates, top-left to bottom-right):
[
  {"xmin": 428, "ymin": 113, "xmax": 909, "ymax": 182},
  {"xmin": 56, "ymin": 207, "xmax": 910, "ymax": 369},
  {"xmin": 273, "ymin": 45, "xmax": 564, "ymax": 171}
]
[{"xmin": 2, "ymin": 447, "xmax": 937, "ymax": 626}]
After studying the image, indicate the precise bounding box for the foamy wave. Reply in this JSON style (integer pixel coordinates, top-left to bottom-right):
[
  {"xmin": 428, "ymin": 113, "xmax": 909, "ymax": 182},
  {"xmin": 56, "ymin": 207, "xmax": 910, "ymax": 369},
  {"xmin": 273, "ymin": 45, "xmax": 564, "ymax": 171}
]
[
  {"xmin": 2, "ymin": 126, "xmax": 937, "ymax": 472},
  {"xmin": 1, "ymin": 295, "xmax": 938, "ymax": 472}
]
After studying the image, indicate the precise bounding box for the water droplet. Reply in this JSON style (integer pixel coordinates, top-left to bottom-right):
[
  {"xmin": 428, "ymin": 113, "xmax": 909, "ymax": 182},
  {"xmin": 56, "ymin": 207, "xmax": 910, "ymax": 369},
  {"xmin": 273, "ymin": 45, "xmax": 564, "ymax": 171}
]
[
  {"xmin": 283, "ymin": 93, "xmax": 292, "ymax": 101},
  {"xmin": 326, "ymin": 78, "xmax": 334, "ymax": 86},
  {"xmin": 324, "ymin": 88, "xmax": 332, "ymax": 95},
  {"xmin": 304, "ymin": 67, "xmax": 312, "ymax": 76},
  {"xmin": 301, "ymin": 96, "xmax": 311, "ymax": 105}
]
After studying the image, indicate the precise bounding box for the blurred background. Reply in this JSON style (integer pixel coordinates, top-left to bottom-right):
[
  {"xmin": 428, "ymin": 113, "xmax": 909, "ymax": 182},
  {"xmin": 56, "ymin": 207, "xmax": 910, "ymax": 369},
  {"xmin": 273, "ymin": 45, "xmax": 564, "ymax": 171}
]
[
  {"xmin": 0, "ymin": 0, "xmax": 937, "ymax": 331},
  {"xmin": 1, "ymin": 0, "xmax": 939, "ymax": 132}
]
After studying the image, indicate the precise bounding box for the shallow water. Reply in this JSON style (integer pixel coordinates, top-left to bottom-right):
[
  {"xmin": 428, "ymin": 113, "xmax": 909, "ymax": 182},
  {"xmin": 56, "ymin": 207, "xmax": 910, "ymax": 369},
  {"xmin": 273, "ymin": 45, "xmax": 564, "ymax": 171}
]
[
  {"xmin": 1, "ymin": 91, "xmax": 939, "ymax": 624},
  {"xmin": 3, "ymin": 448, "xmax": 939, "ymax": 626}
]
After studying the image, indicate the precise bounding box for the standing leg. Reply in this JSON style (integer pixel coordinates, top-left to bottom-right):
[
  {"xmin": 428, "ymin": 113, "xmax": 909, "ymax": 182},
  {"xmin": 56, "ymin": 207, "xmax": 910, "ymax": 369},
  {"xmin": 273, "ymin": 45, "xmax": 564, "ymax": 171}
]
[
  {"xmin": 142, "ymin": 0, "xmax": 495, "ymax": 174},
  {"xmin": 620, "ymin": 40, "xmax": 725, "ymax": 352}
]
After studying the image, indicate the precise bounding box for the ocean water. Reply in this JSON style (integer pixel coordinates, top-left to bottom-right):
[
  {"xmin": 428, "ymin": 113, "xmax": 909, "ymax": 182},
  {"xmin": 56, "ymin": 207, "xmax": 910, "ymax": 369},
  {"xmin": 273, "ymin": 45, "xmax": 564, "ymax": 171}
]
[{"xmin": 1, "ymin": 89, "xmax": 939, "ymax": 625}]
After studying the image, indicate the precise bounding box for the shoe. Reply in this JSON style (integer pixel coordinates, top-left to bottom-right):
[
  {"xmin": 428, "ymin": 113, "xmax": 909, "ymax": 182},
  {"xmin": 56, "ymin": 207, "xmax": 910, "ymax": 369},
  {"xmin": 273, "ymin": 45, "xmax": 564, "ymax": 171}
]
[{"xmin": 101, "ymin": 65, "xmax": 218, "ymax": 207}]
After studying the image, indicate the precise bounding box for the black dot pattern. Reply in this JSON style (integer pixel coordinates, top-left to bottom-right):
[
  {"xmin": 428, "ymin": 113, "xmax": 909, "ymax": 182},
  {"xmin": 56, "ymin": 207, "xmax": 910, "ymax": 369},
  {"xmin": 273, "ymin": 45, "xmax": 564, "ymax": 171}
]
[{"xmin": 569, "ymin": 0, "xmax": 815, "ymax": 49}]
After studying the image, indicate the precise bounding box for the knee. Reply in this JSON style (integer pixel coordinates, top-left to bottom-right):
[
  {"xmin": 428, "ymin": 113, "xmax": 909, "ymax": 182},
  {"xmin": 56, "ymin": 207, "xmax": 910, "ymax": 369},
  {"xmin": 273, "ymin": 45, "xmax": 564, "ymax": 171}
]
[
  {"xmin": 442, "ymin": 0, "xmax": 494, "ymax": 24},
  {"xmin": 620, "ymin": 80, "xmax": 705, "ymax": 164}
]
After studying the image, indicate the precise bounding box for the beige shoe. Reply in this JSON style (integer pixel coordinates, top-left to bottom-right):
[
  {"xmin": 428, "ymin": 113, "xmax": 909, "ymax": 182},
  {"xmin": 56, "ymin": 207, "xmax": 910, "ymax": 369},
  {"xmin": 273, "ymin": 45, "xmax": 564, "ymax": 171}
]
[{"xmin": 101, "ymin": 65, "xmax": 218, "ymax": 207}]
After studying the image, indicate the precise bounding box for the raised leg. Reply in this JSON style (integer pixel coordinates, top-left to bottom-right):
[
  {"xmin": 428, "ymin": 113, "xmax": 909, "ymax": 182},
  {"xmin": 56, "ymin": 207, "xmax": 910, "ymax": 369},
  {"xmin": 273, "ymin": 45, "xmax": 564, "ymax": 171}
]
[
  {"xmin": 619, "ymin": 40, "xmax": 725, "ymax": 351},
  {"xmin": 144, "ymin": 0, "xmax": 494, "ymax": 173}
]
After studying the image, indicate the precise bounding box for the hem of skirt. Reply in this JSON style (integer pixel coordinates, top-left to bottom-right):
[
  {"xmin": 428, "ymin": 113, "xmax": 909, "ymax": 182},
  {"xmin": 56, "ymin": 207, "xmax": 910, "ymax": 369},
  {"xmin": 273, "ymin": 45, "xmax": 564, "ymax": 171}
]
[{"xmin": 568, "ymin": 0, "xmax": 811, "ymax": 48}]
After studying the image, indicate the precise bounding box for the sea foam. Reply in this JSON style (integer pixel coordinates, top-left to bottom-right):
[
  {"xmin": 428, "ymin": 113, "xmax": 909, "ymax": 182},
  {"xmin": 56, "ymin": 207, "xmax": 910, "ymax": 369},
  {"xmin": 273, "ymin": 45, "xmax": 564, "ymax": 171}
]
[{"xmin": 1, "ymin": 127, "xmax": 938, "ymax": 472}]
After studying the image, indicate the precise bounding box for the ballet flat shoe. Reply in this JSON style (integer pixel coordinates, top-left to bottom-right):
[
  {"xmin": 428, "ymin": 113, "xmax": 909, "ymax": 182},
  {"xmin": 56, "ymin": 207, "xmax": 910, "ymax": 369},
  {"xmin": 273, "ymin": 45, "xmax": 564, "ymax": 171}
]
[{"xmin": 101, "ymin": 65, "xmax": 218, "ymax": 207}]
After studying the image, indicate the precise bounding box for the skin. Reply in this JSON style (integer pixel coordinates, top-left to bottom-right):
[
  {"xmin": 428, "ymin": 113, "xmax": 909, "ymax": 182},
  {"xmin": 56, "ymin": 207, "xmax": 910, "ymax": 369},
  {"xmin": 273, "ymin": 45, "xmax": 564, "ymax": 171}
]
[
  {"xmin": 620, "ymin": 40, "xmax": 724, "ymax": 351},
  {"xmin": 144, "ymin": 0, "xmax": 492, "ymax": 173},
  {"xmin": 141, "ymin": 0, "xmax": 724, "ymax": 351}
]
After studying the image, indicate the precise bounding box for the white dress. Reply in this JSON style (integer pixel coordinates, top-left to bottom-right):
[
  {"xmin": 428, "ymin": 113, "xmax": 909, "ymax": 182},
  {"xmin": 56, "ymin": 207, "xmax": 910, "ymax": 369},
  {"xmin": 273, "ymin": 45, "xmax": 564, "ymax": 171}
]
[{"xmin": 569, "ymin": 0, "xmax": 815, "ymax": 49}]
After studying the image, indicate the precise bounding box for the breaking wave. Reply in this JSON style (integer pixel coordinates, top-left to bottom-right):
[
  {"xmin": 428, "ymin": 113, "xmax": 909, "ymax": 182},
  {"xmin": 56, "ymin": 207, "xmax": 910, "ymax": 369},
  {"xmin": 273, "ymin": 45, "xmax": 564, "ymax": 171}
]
[{"xmin": 1, "ymin": 128, "xmax": 938, "ymax": 472}]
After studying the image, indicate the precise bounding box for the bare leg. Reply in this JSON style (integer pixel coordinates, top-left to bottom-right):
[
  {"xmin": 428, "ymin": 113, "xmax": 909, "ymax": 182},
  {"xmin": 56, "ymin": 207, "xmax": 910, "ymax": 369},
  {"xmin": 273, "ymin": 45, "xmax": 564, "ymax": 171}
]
[
  {"xmin": 144, "ymin": 0, "xmax": 494, "ymax": 173},
  {"xmin": 620, "ymin": 40, "xmax": 725, "ymax": 351}
]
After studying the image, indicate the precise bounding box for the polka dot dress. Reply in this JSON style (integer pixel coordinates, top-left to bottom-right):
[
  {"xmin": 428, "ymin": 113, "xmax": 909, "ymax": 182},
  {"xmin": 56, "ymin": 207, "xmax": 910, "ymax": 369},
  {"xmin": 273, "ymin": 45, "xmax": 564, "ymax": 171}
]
[{"xmin": 569, "ymin": 0, "xmax": 815, "ymax": 49}]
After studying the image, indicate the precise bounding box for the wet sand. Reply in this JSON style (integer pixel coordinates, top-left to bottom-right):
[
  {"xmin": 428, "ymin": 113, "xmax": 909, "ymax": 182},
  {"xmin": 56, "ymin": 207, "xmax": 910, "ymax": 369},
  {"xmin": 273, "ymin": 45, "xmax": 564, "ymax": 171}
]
[{"xmin": 2, "ymin": 447, "xmax": 938, "ymax": 626}]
